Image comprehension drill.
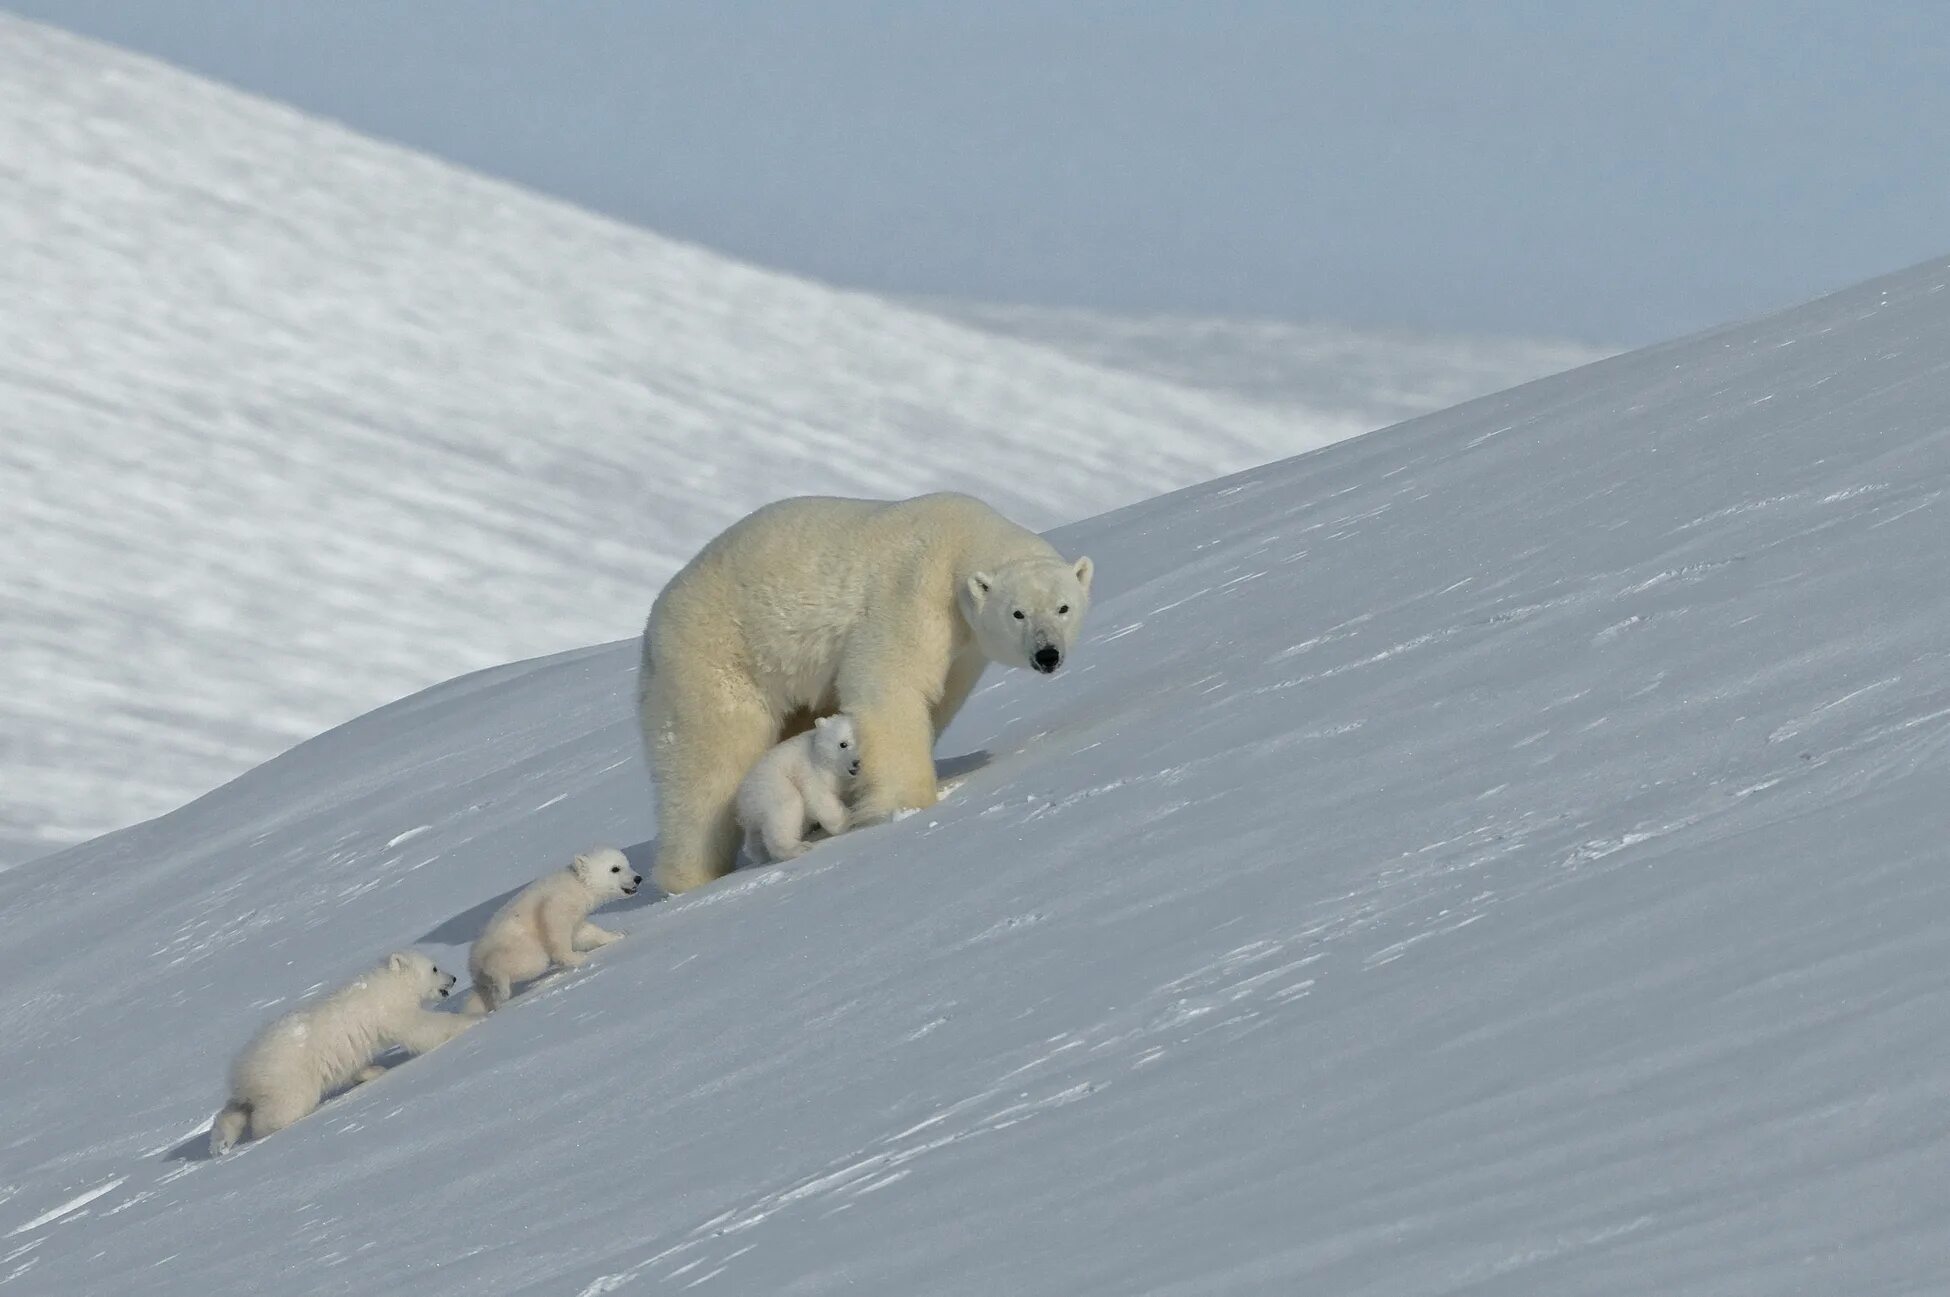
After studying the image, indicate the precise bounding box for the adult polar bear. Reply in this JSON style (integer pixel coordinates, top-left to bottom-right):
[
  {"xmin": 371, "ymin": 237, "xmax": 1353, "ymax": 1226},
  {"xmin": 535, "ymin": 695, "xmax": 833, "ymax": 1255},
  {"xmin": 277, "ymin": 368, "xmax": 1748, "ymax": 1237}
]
[{"xmin": 639, "ymin": 492, "xmax": 1093, "ymax": 895}]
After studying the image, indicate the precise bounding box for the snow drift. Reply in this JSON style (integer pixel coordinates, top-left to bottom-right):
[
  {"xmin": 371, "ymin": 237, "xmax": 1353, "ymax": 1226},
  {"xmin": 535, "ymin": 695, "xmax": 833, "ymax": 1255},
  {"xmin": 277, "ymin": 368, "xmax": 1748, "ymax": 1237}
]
[{"xmin": 5, "ymin": 211, "xmax": 1949, "ymax": 1297}]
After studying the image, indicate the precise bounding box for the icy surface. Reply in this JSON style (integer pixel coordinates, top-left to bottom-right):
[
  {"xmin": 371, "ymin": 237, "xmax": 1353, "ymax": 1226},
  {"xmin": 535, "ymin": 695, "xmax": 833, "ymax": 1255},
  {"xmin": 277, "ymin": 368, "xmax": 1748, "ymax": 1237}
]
[
  {"xmin": 2, "ymin": 15, "xmax": 1394, "ymax": 865},
  {"xmin": 4, "ymin": 255, "xmax": 1949, "ymax": 1294}
]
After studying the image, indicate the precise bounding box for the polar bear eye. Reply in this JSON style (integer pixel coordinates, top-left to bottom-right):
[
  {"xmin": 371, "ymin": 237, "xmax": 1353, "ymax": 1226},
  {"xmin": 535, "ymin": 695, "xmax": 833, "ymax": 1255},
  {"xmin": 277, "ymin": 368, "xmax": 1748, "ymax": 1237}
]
[
  {"xmin": 611, "ymin": 864, "xmax": 622, "ymax": 873},
  {"xmin": 839, "ymin": 740, "xmax": 850, "ymax": 749},
  {"xmin": 1057, "ymin": 604, "xmax": 1070, "ymax": 615},
  {"xmin": 1012, "ymin": 610, "xmax": 1025, "ymax": 620}
]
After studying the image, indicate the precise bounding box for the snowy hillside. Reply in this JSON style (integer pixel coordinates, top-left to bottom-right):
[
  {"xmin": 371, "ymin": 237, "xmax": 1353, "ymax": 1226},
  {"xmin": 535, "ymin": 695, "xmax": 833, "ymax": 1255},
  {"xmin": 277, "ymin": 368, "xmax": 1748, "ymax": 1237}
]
[
  {"xmin": 927, "ymin": 299, "xmax": 1613, "ymax": 429},
  {"xmin": 5, "ymin": 256, "xmax": 1949, "ymax": 1294},
  {"xmin": 1, "ymin": 15, "xmax": 1383, "ymax": 867}
]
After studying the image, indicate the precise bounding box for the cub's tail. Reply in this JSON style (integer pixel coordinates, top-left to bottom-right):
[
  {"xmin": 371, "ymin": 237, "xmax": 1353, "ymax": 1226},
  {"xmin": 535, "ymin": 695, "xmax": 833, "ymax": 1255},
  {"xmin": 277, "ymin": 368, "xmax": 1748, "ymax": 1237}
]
[{"xmin": 210, "ymin": 1099, "xmax": 250, "ymax": 1156}]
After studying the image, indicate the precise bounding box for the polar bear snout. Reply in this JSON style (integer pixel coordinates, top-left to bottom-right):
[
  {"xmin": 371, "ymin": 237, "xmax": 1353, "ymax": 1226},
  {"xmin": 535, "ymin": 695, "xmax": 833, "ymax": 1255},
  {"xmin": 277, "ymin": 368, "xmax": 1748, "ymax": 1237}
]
[
  {"xmin": 437, "ymin": 971, "xmax": 457, "ymax": 998},
  {"xmin": 621, "ymin": 872, "xmax": 643, "ymax": 895},
  {"xmin": 1032, "ymin": 646, "xmax": 1062, "ymax": 673}
]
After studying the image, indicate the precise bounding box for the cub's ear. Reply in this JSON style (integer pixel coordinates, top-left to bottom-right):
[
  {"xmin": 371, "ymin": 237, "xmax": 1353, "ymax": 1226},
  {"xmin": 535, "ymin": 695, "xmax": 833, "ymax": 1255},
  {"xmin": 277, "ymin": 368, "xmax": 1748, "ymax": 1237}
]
[
  {"xmin": 965, "ymin": 572, "xmax": 993, "ymax": 609},
  {"xmin": 1072, "ymin": 556, "xmax": 1094, "ymax": 591},
  {"xmin": 388, "ymin": 952, "xmax": 410, "ymax": 973},
  {"xmin": 813, "ymin": 715, "xmax": 831, "ymax": 730}
]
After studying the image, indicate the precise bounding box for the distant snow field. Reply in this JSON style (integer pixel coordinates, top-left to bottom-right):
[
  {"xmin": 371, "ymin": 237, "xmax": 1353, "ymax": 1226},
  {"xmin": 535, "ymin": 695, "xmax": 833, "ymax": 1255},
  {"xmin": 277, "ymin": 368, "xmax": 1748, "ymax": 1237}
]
[
  {"xmin": 0, "ymin": 14, "xmax": 1599, "ymax": 866},
  {"xmin": 925, "ymin": 299, "xmax": 1613, "ymax": 429},
  {"xmin": 2, "ymin": 253, "xmax": 1947, "ymax": 1295}
]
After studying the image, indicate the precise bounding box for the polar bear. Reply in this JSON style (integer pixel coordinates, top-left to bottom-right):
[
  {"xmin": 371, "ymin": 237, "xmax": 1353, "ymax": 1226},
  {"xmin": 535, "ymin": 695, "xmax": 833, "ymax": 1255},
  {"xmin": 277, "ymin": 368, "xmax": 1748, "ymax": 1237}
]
[
  {"xmin": 736, "ymin": 713, "xmax": 861, "ymax": 864},
  {"xmin": 639, "ymin": 492, "xmax": 1093, "ymax": 894},
  {"xmin": 463, "ymin": 847, "xmax": 642, "ymax": 1014},
  {"xmin": 210, "ymin": 951, "xmax": 467, "ymax": 1154}
]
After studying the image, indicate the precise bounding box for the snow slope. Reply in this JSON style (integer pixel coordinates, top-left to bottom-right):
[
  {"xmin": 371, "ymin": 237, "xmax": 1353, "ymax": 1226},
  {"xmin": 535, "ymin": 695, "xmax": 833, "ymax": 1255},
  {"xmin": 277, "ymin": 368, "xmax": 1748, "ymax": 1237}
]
[
  {"xmin": 4, "ymin": 256, "xmax": 1948, "ymax": 1293},
  {"xmin": 1, "ymin": 15, "xmax": 1370, "ymax": 867},
  {"xmin": 927, "ymin": 299, "xmax": 1613, "ymax": 430}
]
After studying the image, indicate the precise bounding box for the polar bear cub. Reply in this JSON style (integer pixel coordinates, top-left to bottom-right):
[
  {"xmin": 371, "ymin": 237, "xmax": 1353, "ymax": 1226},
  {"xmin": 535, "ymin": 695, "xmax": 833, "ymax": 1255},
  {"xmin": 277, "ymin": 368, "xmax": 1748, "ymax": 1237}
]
[
  {"xmin": 210, "ymin": 950, "xmax": 467, "ymax": 1154},
  {"xmin": 737, "ymin": 713, "xmax": 862, "ymax": 864},
  {"xmin": 464, "ymin": 847, "xmax": 642, "ymax": 1014}
]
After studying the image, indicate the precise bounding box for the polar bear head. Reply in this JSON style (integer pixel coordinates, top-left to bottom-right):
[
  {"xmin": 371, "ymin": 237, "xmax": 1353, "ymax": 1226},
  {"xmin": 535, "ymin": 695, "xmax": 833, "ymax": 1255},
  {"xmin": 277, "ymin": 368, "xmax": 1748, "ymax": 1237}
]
[
  {"xmin": 811, "ymin": 714, "xmax": 862, "ymax": 779},
  {"xmin": 386, "ymin": 950, "xmax": 459, "ymax": 1000},
  {"xmin": 961, "ymin": 555, "xmax": 1094, "ymax": 675},
  {"xmin": 571, "ymin": 846, "xmax": 644, "ymax": 899}
]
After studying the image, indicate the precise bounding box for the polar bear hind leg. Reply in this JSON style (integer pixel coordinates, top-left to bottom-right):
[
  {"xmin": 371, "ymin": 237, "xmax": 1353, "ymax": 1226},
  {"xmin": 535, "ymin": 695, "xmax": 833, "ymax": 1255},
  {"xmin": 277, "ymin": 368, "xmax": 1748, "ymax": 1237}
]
[
  {"xmin": 469, "ymin": 969, "xmax": 512, "ymax": 1015},
  {"xmin": 646, "ymin": 669, "xmax": 779, "ymax": 894},
  {"xmin": 210, "ymin": 1101, "xmax": 250, "ymax": 1155},
  {"xmin": 755, "ymin": 791, "xmax": 812, "ymax": 861},
  {"xmin": 248, "ymin": 1090, "xmax": 318, "ymax": 1140}
]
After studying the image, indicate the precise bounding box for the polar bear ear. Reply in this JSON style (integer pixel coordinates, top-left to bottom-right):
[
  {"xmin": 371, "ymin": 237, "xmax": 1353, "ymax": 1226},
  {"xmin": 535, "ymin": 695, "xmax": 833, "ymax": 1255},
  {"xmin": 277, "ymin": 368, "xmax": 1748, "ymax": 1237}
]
[
  {"xmin": 387, "ymin": 952, "xmax": 410, "ymax": 973},
  {"xmin": 813, "ymin": 715, "xmax": 830, "ymax": 730},
  {"xmin": 966, "ymin": 572, "xmax": 993, "ymax": 609},
  {"xmin": 1073, "ymin": 556, "xmax": 1094, "ymax": 592}
]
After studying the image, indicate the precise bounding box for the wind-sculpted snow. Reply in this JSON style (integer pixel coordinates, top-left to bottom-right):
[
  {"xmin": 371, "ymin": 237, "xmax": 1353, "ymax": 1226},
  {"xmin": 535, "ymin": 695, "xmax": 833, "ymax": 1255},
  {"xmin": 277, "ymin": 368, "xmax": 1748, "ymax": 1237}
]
[{"xmin": 4, "ymin": 248, "xmax": 1949, "ymax": 1290}]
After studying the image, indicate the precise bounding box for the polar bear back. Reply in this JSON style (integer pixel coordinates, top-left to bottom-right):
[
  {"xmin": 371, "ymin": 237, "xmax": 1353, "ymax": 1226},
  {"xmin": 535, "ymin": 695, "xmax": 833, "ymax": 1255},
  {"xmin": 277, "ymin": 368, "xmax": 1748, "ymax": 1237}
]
[
  {"xmin": 646, "ymin": 492, "xmax": 1056, "ymax": 699},
  {"xmin": 230, "ymin": 963, "xmax": 426, "ymax": 1098}
]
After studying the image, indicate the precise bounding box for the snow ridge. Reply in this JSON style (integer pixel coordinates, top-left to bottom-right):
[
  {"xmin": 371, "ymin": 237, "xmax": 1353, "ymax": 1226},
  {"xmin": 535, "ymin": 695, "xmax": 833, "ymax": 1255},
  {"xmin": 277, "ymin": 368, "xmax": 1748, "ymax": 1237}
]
[{"xmin": 1, "ymin": 254, "xmax": 1948, "ymax": 1293}]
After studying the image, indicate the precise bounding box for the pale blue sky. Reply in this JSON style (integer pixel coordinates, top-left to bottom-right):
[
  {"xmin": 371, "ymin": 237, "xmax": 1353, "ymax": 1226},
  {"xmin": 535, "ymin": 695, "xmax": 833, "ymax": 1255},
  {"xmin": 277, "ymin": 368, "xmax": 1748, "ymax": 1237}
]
[{"xmin": 12, "ymin": 0, "xmax": 1949, "ymax": 343}]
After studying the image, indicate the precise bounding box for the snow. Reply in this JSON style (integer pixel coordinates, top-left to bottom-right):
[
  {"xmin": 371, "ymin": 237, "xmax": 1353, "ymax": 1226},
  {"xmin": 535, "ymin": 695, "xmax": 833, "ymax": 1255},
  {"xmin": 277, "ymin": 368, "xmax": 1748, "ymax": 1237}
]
[
  {"xmin": 7, "ymin": 14, "xmax": 1510, "ymax": 866},
  {"xmin": 4, "ymin": 249, "xmax": 1949, "ymax": 1293},
  {"xmin": 925, "ymin": 299, "xmax": 1613, "ymax": 429}
]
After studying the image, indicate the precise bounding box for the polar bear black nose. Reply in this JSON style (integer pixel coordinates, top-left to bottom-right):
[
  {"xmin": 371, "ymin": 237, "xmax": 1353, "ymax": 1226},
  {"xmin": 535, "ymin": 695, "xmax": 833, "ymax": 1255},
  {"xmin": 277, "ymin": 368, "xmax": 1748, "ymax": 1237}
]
[
  {"xmin": 632, "ymin": 874, "xmax": 643, "ymax": 886},
  {"xmin": 1033, "ymin": 646, "xmax": 1061, "ymax": 672}
]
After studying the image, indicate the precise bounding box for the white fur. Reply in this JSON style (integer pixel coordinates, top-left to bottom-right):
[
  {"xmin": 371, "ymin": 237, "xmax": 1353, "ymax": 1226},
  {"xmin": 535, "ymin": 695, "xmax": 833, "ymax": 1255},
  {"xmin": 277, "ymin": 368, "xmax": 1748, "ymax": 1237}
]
[
  {"xmin": 464, "ymin": 847, "xmax": 641, "ymax": 1014},
  {"xmin": 639, "ymin": 492, "xmax": 1094, "ymax": 894},
  {"xmin": 736, "ymin": 713, "xmax": 861, "ymax": 863},
  {"xmin": 209, "ymin": 951, "xmax": 467, "ymax": 1154}
]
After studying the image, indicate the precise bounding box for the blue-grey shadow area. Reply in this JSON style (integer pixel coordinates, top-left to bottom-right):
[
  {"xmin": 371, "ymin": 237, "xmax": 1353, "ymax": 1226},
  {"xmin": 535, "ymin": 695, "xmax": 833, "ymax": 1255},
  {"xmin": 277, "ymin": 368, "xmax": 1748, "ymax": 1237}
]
[
  {"xmin": 936, "ymin": 749, "xmax": 992, "ymax": 782},
  {"xmin": 419, "ymin": 883, "xmax": 527, "ymax": 945},
  {"xmin": 164, "ymin": 1132, "xmax": 213, "ymax": 1163}
]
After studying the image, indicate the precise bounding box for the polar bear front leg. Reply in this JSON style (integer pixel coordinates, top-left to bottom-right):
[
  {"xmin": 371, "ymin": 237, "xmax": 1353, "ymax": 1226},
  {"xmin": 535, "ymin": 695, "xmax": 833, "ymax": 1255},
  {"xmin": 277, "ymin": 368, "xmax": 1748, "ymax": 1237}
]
[
  {"xmin": 932, "ymin": 652, "xmax": 987, "ymax": 737},
  {"xmin": 390, "ymin": 1009, "xmax": 473, "ymax": 1056},
  {"xmin": 803, "ymin": 783, "xmax": 850, "ymax": 838},
  {"xmin": 573, "ymin": 921, "xmax": 623, "ymax": 950},
  {"xmin": 851, "ymin": 691, "xmax": 941, "ymax": 823},
  {"xmin": 539, "ymin": 895, "xmax": 589, "ymax": 969}
]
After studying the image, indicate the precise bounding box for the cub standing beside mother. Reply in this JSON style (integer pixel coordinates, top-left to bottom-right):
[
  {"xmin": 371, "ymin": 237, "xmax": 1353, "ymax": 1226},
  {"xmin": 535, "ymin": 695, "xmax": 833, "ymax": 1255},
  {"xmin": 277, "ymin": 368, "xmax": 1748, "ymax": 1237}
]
[{"xmin": 638, "ymin": 492, "xmax": 1094, "ymax": 895}]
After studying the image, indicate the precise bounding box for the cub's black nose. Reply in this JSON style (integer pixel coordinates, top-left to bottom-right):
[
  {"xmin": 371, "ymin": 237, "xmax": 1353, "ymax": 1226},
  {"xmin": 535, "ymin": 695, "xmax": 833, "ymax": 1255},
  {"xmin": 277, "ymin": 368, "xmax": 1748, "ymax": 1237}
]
[
  {"xmin": 632, "ymin": 874, "xmax": 643, "ymax": 886},
  {"xmin": 1033, "ymin": 646, "xmax": 1061, "ymax": 672}
]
